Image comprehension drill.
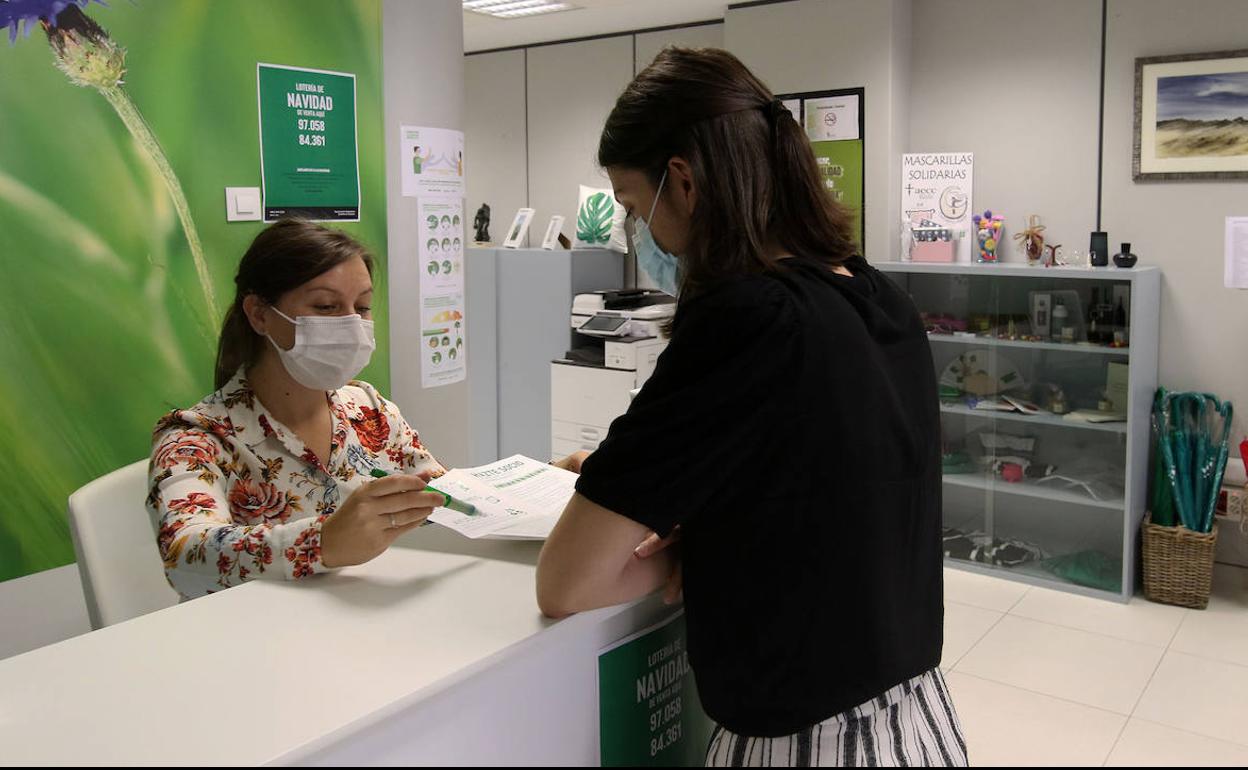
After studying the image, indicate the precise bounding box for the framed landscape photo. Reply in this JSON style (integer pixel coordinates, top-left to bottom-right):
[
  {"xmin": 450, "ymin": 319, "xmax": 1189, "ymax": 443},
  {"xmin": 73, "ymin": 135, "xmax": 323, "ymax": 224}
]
[
  {"xmin": 1135, "ymin": 49, "xmax": 1248, "ymax": 181},
  {"xmin": 502, "ymin": 207, "xmax": 535, "ymax": 249}
]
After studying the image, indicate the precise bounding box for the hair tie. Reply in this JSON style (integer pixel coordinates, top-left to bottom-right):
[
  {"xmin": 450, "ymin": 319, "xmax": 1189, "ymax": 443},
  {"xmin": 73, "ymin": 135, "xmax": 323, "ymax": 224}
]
[{"xmin": 765, "ymin": 99, "xmax": 788, "ymax": 122}]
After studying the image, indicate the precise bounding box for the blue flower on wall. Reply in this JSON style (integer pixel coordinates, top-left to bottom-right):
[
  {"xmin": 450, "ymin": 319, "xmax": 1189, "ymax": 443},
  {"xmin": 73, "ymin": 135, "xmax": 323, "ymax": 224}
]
[
  {"xmin": 1, "ymin": 0, "xmax": 219, "ymax": 333},
  {"xmin": 1, "ymin": 0, "xmax": 98, "ymax": 42}
]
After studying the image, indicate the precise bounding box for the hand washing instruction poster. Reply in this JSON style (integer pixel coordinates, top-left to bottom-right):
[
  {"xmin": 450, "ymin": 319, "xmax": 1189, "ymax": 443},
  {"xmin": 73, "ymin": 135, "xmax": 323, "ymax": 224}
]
[
  {"xmin": 402, "ymin": 125, "xmax": 465, "ymax": 197},
  {"xmin": 902, "ymin": 152, "xmax": 975, "ymax": 262},
  {"xmin": 257, "ymin": 63, "xmax": 360, "ymax": 221},
  {"xmin": 598, "ymin": 610, "xmax": 713, "ymax": 767},
  {"xmin": 418, "ymin": 197, "xmax": 466, "ymax": 388}
]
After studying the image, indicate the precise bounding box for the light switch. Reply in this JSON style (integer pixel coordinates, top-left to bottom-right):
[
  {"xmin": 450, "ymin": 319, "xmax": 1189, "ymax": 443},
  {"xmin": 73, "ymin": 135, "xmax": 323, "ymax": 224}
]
[{"xmin": 225, "ymin": 187, "xmax": 262, "ymax": 222}]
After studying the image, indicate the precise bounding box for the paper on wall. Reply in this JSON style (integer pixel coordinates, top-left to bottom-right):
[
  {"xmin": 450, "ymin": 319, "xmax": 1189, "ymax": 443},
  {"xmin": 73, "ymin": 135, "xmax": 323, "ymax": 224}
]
[
  {"xmin": 901, "ymin": 152, "xmax": 974, "ymax": 263},
  {"xmin": 1225, "ymin": 216, "xmax": 1248, "ymax": 289},
  {"xmin": 418, "ymin": 197, "xmax": 466, "ymax": 388},
  {"xmin": 804, "ymin": 95, "xmax": 859, "ymax": 142},
  {"xmin": 401, "ymin": 125, "xmax": 464, "ymax": 197}
]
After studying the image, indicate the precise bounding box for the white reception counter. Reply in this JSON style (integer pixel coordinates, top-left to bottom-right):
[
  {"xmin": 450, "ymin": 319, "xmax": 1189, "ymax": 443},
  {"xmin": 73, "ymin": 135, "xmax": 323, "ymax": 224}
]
[{"xmin": 0, "ymin": 525, "xmax": 679, "ymax": 765}]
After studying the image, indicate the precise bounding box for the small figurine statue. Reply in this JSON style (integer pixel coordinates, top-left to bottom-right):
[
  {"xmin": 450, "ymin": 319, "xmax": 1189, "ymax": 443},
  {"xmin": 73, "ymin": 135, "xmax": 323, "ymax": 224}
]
[
  {"xmin": 1045, "ymin": 383, "xmax": 1071, "ymax": 415},
  {"xmin": 1042, "ymin": 243, "xmax": 1064, "ymax": 268},
  {"xmin": 473, "ymin": 203, "xmax": 491, "ymax": 244}
]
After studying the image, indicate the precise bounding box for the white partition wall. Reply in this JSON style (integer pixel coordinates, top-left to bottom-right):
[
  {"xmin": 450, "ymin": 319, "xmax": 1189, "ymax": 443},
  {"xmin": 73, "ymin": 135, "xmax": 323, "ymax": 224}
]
[
  {"xmin": 525, "ymin": 37, "xmax": 634, "ymax": 244},
  {"xmin": 909, "ymin": 0, "xmax": 1101, "ymax": 264},
  {"xmin": 465, "ymin": 49, "xmax": 528, "ymax": 249},
  {"xmin": 383, "ymin": 0, "xmax": 472, "ymax": 468},
  {"xmin": 495, "ymin": 248, "xmax": 624, "ymax": 462},
  {"xmin": 464, "ymin": 248, "xmax": 499, "ymax": 467},
  {"xmin": 634, "ymin": 22, "xmax": 725, "ymax": 74}
]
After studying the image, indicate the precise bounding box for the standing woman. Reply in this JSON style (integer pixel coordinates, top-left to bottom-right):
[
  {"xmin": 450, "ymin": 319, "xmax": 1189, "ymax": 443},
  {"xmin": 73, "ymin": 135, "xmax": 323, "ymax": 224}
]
[{"xmin": 536, "ymin": 48, "xmax": 966, "ymax": 767}]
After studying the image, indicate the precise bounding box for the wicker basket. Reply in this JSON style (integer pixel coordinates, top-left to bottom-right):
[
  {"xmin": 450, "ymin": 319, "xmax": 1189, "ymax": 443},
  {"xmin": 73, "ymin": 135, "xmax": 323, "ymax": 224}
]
[{"xmin": 1142, "ymin": 520, "xmax": 1218, "ymax": 609}]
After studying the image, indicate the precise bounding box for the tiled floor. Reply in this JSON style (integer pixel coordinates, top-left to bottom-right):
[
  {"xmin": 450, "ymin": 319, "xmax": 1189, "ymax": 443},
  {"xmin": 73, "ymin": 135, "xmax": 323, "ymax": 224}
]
[{"xmin": 941, "ymin": 563, "xmax": 1248, "ymax": 767}]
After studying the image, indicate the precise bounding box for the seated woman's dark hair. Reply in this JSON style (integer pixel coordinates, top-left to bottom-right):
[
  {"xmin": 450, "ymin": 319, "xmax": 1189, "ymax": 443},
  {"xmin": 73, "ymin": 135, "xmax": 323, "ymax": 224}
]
[{"xmin": 214, "ymin": 219, "xmax": 374, "ymax": 389}]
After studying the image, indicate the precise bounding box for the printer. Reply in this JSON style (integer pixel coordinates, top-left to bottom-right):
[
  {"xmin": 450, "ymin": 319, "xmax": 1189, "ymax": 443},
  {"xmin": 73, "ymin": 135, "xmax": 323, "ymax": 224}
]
[{"xmin": 550, "ymin": 289, "xmax": 675, "ymax": 458}]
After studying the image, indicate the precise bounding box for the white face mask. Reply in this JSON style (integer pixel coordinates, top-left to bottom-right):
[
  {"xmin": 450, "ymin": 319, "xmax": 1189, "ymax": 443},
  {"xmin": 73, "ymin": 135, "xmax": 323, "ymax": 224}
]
[{"xmin": 266, "ymin": 307, "xmax": 376, "ymax": 391}]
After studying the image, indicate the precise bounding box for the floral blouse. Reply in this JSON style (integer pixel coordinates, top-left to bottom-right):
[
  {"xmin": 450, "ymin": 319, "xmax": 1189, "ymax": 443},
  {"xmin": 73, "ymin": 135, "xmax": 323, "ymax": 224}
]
[{"xmin": 146, "ymin": 369, "xmax": 445, "ymax": 600}]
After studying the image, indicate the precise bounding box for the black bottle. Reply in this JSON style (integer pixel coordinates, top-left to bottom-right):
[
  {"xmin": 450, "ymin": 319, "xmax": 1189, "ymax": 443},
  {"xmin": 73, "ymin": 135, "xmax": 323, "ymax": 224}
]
[
  {"xmin": 1090, "ymin": 231, "xmax": 1109, "ymax": 267},
  {"xmin": 1087, "ymin": 287, "xmax": 1100, "ymax": 343}
]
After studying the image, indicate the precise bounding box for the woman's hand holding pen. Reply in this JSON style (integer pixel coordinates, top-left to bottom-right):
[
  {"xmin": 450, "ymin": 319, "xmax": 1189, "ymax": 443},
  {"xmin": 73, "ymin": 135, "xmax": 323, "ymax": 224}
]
[{"xmin": 321, "ymin": 470, "xmax": 442, "ymax": 568}]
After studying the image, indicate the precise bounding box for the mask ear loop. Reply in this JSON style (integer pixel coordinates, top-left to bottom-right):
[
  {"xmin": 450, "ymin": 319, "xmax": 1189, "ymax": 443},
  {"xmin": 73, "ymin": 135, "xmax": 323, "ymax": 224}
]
[
  {"xmin": 268, "ymin": 305, "xmax": 298, "ymax": 326},
  {"xmin": 264, "ymin": 304, "xmax": 299, "ymax": 354},
  {"xmin": 645, "ymin": 167, "xmax": 669, "ymax": 226}
]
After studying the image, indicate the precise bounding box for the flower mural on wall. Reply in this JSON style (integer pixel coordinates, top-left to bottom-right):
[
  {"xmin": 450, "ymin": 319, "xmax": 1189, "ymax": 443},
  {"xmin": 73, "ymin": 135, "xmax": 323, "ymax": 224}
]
[
  {"xmin": 0, "ymin": 0, "xmax": 389, "ymax": 585},
  {"xmin": 3, "ymin": 0, "xmax": 220, "ymax": 327}
]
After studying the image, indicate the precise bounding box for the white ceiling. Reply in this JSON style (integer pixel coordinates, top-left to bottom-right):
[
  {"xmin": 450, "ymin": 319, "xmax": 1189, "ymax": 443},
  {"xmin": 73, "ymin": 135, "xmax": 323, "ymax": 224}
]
[{"xmin": 463, "ymin": 0, "xmax": 730, "ymax": 53}]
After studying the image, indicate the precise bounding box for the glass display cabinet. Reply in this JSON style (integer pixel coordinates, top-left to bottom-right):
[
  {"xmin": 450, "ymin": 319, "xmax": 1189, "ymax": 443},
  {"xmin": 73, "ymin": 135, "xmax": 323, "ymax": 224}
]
[{"xmin": 876, "ymin": 262, "xmax": 1161, "ymax": 601}]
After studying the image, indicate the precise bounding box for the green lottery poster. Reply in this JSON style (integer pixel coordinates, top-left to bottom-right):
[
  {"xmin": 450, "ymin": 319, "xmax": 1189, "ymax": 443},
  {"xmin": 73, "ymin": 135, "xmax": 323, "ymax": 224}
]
[
  {"xmin": 258, "ymin": 63, "xmax": 361, "ymax": 221},
  {"xmin": 812, "ymin": 139, "xmax": 863, "ymax": 247},
  {"xmin": 598, "ymin": 610, "xmax": 714, "ymax": 767}
]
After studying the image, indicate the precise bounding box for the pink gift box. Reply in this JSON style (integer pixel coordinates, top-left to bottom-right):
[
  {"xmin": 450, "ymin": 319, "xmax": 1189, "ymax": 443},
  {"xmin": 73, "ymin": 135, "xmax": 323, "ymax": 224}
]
[{"xmin": 911, "ymin": 241, "xmax": 955, "ymax": 263}]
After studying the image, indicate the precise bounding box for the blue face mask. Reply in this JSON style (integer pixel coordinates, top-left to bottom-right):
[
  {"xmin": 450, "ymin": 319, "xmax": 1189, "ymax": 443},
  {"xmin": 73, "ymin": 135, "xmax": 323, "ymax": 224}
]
[{"xmin": 632, "ymin": 169, "xmax": 679, "ymax": 296}]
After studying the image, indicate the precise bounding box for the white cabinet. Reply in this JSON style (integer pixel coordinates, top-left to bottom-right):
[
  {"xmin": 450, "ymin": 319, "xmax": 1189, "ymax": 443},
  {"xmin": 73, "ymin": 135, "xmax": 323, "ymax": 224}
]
[
  {"xmin": 550, "ymin": 363, "xmax": 638, "ymax": 458},
  {"xmin": 877, "ymin": 262, "xmax": 1161, "ymax": 602}
]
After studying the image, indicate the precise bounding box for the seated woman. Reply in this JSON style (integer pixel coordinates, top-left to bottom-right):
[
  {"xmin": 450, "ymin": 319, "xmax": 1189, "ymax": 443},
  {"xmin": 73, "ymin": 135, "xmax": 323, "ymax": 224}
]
[{"xmin": 146, "ymin": 219, "xmax": 447, "ymax": 599}]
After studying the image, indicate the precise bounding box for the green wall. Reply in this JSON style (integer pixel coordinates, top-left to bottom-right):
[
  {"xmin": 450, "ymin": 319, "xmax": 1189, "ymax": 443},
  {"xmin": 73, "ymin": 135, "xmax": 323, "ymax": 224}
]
[{"xmin": 0, "ymin": 0, "xmax": 388, "ymax": 582}]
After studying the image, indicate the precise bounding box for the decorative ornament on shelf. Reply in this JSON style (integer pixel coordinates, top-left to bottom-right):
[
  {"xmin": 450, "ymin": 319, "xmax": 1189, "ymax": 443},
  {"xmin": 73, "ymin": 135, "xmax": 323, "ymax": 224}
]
[
  {"xmin": 1113, "ymin": 242, "xmax": 1138, "ymax": 268},
  {"xmin": 473, "ymin": 203, "xmax": 491, "ymax": 244},
  {"xmin": 972, "ymin": 210, "xmax": 1004, "ymax": 263},
  {"xmin": 1014, "ymin": 214, "xmax": 1046, "ymax": 265},
  {"xmin": 1043, "ymin": 243, "xmax": 1065, "ymax": 268}
]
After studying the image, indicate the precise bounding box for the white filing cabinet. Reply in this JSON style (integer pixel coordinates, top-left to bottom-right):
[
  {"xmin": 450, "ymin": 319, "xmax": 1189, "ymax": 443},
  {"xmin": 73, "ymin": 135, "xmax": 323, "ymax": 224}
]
[
  {"xmin": 604, "ymin": 337, "xmax": 666, "ymax": 384},
  {"xmin": 550, "ymin": 363, "xmax": 637, "ymax": 458}
]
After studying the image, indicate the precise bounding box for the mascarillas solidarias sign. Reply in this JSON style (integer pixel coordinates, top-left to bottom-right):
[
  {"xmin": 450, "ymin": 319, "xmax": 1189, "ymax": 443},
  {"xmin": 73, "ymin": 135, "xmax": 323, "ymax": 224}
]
[{"xmin": 901, "ymin": 152, "xmax": 974, "ymax": 262}]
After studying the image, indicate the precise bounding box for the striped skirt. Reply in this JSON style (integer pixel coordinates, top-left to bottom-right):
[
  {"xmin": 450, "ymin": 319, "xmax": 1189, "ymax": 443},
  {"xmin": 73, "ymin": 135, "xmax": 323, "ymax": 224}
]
[{"xmin": 705, "ymin": 668, "xmax": 968, "ymax": 767}]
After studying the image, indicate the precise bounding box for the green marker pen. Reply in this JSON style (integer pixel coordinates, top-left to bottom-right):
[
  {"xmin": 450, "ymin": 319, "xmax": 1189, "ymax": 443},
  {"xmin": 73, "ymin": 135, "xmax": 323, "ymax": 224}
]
[{"xmin": 369, "ymin": 468, "xmax": 478, "ymax": 516}]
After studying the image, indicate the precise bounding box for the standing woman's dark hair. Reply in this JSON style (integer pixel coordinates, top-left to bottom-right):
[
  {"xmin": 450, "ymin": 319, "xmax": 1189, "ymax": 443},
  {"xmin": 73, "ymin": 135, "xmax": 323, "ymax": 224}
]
[
  {"xmin": 214, "ymin": 219, "xmax": 375, "ymax": 389},
  {"xmin": 598, "ymin": 46, "xmax": 858, "ymax": 299}
]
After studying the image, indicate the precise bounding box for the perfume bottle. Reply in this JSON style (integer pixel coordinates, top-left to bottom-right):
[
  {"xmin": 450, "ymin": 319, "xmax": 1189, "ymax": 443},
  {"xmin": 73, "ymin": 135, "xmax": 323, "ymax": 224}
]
[
  {"xmin": 1052, "ymin": 300, "xmax": 1068, "ymax": 343},
  {"xmin": 1087, "ymin": 287, "xmax": 1100, "ymax": 343},
  {"xmin": 1090, "ymin": 231, "xmax": 1109, "ymax": 267}
]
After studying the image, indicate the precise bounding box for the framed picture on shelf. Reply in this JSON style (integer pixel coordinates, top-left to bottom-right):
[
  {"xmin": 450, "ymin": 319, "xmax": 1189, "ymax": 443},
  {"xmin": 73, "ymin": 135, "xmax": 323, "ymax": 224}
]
[
  {"xmin": 541, "ymin": 215, "xmax": 564, "ymax": 250},
  {"xmin": 502, "ymin": 207, "xmax": 535, "ymax": 249},
  {"xmin": 1134, "ymin": 48, "xmax": 1248, "ymax": 181}
]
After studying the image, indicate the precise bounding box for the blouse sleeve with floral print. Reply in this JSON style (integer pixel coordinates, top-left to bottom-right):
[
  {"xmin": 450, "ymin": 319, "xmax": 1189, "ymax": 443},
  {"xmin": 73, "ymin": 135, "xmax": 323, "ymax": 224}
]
[
  {"xmin": 146, "ymin": 418, "xmax": 333, "ymax": 600},
  {"xmin": 352, "ymin": 381, "xmax": 447, "ymax": 478}
]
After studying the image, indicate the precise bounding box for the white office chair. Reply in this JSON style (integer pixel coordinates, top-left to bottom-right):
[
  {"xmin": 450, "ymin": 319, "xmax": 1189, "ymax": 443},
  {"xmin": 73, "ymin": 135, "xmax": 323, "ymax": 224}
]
[{"xmin": 67, "ymin": 459, "xmax": 179, "ymax": 629}]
